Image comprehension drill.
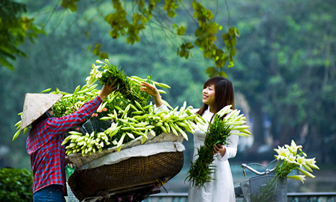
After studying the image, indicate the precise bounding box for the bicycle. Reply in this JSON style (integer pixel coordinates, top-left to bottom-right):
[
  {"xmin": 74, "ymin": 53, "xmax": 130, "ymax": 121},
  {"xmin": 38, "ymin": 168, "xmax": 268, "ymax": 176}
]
[{"xmin": 234, "ymin": 160, "xmax": 288, "ymax": 202}]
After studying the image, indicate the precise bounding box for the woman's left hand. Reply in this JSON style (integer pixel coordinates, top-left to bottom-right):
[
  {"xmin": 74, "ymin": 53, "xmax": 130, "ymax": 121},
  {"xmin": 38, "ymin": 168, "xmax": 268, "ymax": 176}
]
[
  {"xmin": 140, "ymin": 82, "xmax": 162, "ymax": 107},
  {"xmin": 213, "ymin": 144, "xmax": 226, "ymax": 157}
]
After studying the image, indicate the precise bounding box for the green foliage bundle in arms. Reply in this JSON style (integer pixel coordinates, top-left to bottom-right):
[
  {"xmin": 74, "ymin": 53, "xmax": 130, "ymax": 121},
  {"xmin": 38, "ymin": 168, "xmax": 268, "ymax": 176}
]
[
  {"xmin": 186, "ymin": 115, "xmax": 231, "ymax": 187},
  {"xmin": 186, "ymin": 114, "xmax": 231, "ymax": 187}
]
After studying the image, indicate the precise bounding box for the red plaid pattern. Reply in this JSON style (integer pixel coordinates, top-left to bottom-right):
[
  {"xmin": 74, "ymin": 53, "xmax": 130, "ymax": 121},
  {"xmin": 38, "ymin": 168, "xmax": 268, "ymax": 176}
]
[{"xmin": 26, "ymin": 96, "xmax": 102, "ymax": 194}]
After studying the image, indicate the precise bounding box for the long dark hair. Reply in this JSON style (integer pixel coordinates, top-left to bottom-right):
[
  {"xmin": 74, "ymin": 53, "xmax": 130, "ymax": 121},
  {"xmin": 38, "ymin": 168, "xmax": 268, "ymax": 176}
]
[{"xmin": 196, "ymin": 76, "xmax": 235, "ymax": 117}]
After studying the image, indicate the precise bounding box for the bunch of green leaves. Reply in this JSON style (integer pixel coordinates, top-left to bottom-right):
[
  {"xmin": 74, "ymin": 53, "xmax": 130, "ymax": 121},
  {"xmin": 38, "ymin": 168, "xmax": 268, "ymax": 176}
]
[
  {"xmin": 186, "ymin": 114, "xmax": 231, "ymax": 188},
  {"xmin": 51, "ymin": 84, "xmax": 99, "ymax": 117},
  {"xmin": 87, "ymin": 59, "xmax": 153, "ymax": 106},
  {"xmin": 123, "ymin": 75, "xmax": 153, "ymax": 107},
  {"xmin": 97, "ymin": 61, "xmax": 128, "ymax": 89},
  {"xmin": 0, "ymin": 168, "xmax": 33, "ymax": 202}
]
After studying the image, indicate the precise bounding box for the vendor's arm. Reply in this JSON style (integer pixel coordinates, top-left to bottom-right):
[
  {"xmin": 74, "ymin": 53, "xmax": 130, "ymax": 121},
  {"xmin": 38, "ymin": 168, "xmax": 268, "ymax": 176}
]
[
  {"xmin": 46, "ymin": 79, "xmax": 117, "ymax": 134},
  {"xmin": 99, "ymin": 79, "xmax": 117, "ymax": 100}
]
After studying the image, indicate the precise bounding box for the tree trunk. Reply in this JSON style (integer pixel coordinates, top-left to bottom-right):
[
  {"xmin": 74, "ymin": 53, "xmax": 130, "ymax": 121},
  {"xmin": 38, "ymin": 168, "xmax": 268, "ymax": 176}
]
[{"xmin": 251, "ymin": 102, "xmax": 265, "ymax": 147}]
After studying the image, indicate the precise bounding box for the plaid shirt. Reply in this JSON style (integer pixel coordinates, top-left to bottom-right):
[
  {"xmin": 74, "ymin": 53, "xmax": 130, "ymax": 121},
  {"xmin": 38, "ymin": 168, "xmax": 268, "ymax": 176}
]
[{"xmin": 26, "ymin": 96, "xmax": 102, "ymax": 194}]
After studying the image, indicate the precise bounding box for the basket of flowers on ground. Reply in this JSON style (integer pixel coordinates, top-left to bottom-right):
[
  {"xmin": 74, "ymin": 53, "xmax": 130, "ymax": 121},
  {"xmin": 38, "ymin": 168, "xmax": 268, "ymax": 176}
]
[{"xmin": 12, "ymin": 59, "xmax": 207, "ymax": 202}]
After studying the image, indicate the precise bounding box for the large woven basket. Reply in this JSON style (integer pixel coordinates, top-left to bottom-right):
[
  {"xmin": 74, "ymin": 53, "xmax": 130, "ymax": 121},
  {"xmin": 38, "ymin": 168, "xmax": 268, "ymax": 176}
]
[{"xmin": 68, "ymin": 151, "xmax": 184, "ymax": 201}]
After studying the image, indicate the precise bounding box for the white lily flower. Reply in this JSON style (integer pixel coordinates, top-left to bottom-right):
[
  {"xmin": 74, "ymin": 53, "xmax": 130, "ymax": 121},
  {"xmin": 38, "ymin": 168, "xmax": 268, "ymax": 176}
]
[
  {"xmin": 287, "ymin": 175, "xmax": 306, "ymax": 183},
  {"xmin": 224, "ymin": 110, "xmax": 240, "ymax": 122},
  {"xmin": 303, "ymin": 163, "xmax": 313, "ymax": 172},
  {"xmin": 296, "ymin": 155, "xmax": 306, "ymax": 167},
  {"xmin": 96, "ymin": 59, "xmax": 104, "ymax": 64},
  {"xmin": 297, "ymin": 167, "xmax": 315, "ymax": 179},
  {"xmin": 217, "ymin": 105, "xmax": 233, "ymax": 117},
  {"xmin": 305, "ymin": 158, "xmax": 320, "ymax": 170},
  {"xmin": 230, "ymin": 131, "xmax": 251, "ymax": 137},
  {"xmin": 285, "ymin": 140, "xmax": 302, "ymax": 155},
  {"xmin": 197, "ymin": 122, "xmax": 208, "ymax": 133},
  {"xmin": 286, "ymin": 153, "xmax": 298, "ymax": 165},
  {"xmin": 274, "ymin": 146, "xmax": 290, "ymax": 160}
]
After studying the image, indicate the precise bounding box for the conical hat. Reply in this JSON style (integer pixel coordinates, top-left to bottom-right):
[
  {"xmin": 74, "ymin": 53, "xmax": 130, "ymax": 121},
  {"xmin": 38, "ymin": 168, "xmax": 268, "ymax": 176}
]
[{"xmin": 20, "ymin": 93, "xmax": 63, "ymax": 130}]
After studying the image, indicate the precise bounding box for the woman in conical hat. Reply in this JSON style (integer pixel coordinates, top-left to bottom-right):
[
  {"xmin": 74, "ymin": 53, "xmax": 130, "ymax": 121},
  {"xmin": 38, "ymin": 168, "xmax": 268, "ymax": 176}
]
[{"xmin": 22, "ymin": 80, "xmax": 117, "ymax": 202}]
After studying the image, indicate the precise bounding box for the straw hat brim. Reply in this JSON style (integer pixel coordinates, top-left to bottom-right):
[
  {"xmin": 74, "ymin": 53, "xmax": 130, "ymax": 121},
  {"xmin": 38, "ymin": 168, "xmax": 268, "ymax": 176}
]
[{"xmin": 20, "ymin": 93, "xmax": 63, "ymax": 130}]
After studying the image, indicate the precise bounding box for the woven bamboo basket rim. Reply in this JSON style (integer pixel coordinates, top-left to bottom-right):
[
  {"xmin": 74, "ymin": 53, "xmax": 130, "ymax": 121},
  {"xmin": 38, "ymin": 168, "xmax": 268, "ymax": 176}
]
[
  {"xmin": 68, "ymin": 150, "xmax": 184, "ymax": 201},
  {"xmin": 69, "ymin": 132, "xmax": 184, "ymax": 168}
]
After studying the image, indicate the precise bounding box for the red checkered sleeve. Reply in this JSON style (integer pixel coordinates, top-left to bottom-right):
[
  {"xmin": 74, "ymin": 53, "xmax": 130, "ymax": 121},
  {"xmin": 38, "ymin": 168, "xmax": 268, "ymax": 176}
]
[{"xmin": 45, "ymin": 96, "xmax": 102, "ymax": 134}]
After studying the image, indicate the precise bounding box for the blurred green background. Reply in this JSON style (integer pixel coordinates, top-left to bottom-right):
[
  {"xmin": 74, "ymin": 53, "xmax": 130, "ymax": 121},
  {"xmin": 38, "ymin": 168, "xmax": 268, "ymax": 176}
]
[{"xmin": 1, "ymin": 0, "xmax": 335, "ymax": 194}]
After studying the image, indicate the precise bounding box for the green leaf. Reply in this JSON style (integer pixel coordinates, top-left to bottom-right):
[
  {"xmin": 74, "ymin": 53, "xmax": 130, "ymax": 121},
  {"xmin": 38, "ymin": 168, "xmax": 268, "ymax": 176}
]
[
  {"xmin": 228, "ymin": 61, "xmax": 234, "ymax": 68},
  {"xmin": 230, "ymin": 48, "xmax": 237, "ymax": 57},
  {"xmin": 231, "ymin": 37, "xmax": 237, "ymax": 46},
  {"xmin": 141, "ymin": 16, "xmax": 148, "ymax": 24},
  {"xmin": 206, "ymin": 10, "xmax": 213, "ymax": 19},
  {"xmin": 195, "ymin": 27, "xmax": 203, "ymax": 37},
  {"xmin": 41, "ymin": 88, "xmax": 52, "ymax": 93},
  {"xmin": 219, "ymin": 71, "xmax": 227, "ymax": 78},
  {"xmin": 185, "ymin": 51, "xmax": 189, "ymax": 59},
  {"xmin": 234, "ymin": 28, "xmax": 240, "ymax": 37},
  {"xmin": 177, "ymin": 26, "xmax": 186, "ymax": 35},
  {"xmin": 12, "ymin": 130, "xmax": 21, "ymax": 141},
  {"xmin": 186, "ymin": 42, "xmax": 194, "ymax": 49},
  {"xmin": 207, "ymin": 22, "xmax": 218, "ymax": 34},
  {"xmin": 192, "ymin": 1, "xmax": 198, "ymax": 10},
  {"xmin": 222, "ymin": 33, "xmax": 230, "ymax": 40},
  {"xmin": 228, "ymin": 27, "xmax": 235, "ymax": 36},
  {"xmin": 206, "ymin": 66, "xmax": 216, "ymax": 75}
]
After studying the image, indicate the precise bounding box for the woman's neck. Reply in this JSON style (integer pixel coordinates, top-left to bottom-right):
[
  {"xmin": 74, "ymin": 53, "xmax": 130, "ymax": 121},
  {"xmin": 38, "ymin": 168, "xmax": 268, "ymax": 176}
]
[{"xmin": 208, "ymin": 105, "xmax": 217, "ymax": 113}]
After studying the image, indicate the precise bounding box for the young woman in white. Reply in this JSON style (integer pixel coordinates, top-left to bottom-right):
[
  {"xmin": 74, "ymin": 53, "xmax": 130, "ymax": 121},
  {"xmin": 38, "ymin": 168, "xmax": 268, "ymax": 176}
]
[{"xmin": 140, "ymin": 76, "xmax": 238, "ymax": 202}]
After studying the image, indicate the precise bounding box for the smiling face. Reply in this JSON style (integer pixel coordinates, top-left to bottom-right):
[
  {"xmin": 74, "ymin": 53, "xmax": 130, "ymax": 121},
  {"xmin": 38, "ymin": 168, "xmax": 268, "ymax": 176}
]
[
  {"xmin": 202, "ymin": 84, "xmax": 216, "ymax": 112},
  {"xmin": 196, "ymin": 77, "xmax": 235, "ymax": 117}
]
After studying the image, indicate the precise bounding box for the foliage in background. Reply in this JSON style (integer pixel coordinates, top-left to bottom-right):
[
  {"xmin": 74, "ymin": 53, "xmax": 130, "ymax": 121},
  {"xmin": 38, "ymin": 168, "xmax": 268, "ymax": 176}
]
[
  {"xmin": 0, "ymin": 0, "xmax": 45, "ymax": 70},
  {"xmin": 0, "ymin": 167, "xmax": 33, "ymax": 202},
  {"xmin": 60, "ymin": 0, "xmax": 239, "ymax": 77},
  {"xmin": 2, "ymin": 0, "xmax": 239, "ymax": 76},
  {"xmin": 229, "ymin": 0, "xmax": 336, "ymax": 161}
]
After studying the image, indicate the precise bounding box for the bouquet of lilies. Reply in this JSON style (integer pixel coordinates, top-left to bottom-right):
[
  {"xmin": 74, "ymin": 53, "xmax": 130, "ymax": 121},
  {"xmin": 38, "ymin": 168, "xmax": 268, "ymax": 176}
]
[
  {"xmin": 274, "ymin": 140, "xmax": 319, "ymax": 182},
  {"xmin": 251, "ymin": 140, "xmax": 319, "ymax": 202}
]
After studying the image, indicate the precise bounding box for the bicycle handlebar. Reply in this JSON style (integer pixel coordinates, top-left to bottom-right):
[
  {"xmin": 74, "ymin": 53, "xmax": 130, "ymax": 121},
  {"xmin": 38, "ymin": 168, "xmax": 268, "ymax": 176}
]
[{"xmin": 241, "ymin": 163, "xmax": 276, "ymax": 177}]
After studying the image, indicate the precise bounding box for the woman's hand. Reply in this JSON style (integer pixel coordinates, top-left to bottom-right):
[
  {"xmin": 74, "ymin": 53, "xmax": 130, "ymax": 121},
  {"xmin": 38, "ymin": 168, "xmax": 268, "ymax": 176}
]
[
  {"xmin": 140, "ymin": 82, "xmax": 162, "ymax": 108},
  {"xmin": 213, "ymin": 144, "xmax": 226, "ymax": 157}
]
